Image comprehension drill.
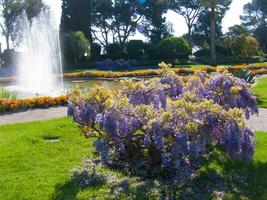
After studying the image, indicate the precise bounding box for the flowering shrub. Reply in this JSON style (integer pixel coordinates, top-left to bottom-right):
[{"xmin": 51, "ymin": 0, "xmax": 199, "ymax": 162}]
[
  {"xmin": 95, "ymin": 59, "xmax": 138, "ymax": 70},
  {"xmin": 68, "ymin": 64, "xmax": 258, "ymax": 177},
  {"xmin": 0, "ymin": 95, "xmax": 68, "ymax": 113}
]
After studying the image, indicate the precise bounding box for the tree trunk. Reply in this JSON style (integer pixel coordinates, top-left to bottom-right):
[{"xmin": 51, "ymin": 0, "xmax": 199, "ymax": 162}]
[
  {"xmin": 188, "ymin": 25, "xmax": 193, "ymax": 54},
  {"xmin": 210, "ymin": 3, "xmax": 216, "ymax": 66},
  {"xmin": 5, "ymin": 34, "xmax": 10, "ymax": 50}
]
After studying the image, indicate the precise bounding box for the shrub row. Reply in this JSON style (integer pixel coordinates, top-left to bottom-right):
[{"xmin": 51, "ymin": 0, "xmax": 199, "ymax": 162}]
[
  {"xmin": 250, "ymin": 69, "xmax": 267, "ymax": 75},
  {"xmin": 0, "ymin": 95, "xmax": 68, "ymax": 113},
  {"xmin": 64, "ymin": 64, "xmax": 267, "ymax": 79}
]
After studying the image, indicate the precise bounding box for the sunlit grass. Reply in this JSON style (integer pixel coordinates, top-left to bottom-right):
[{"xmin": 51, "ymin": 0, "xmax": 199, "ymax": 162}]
[
  {"xmin": 253, "ymin": 76, "xmax": 267, "ymax": 108},
  {"xmin": 0, "ymin": 118, "xmax": 267, "ymax": 199}
]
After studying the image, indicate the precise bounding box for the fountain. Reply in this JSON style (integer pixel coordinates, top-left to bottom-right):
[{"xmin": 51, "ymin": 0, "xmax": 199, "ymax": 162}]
[{"xmin": 15, "ymin": 6, "xmax": 63, "ymax": 96}]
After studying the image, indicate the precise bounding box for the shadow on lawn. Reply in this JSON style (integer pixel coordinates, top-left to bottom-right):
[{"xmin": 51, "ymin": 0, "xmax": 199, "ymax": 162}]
[
  {"xmin": 255, "ymin": 95, "xmax": 267, "ymax": 107},
  {"xmin": 52, "ymin": 154, "xmax": 267, "ymax": 200}
]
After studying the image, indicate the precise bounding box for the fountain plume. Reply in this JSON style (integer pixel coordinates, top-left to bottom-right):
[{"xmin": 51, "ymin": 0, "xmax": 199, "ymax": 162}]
[{"xmin": 16, "ymin": 6, "xmax": 63, "ymax": 96}]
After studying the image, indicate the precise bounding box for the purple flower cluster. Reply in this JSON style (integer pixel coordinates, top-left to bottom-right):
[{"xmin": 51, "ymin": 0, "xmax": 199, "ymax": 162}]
[
  {"xmin": 68, "ymin": 71, "xmax": 257, "ymax": 174},
  {"xmin": 205, "ymin": 74, "xmax": 258, "ymax": 119}
]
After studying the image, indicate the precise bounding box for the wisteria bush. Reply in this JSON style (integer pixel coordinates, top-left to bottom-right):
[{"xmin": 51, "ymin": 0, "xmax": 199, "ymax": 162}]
[{"xmin": 68, "ymin": 64, "xmax": 258, "ymax": 178}]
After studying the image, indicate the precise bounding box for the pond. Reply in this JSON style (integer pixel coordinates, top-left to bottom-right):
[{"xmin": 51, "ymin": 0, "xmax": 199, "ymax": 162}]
[{"xmin": 0, "ymin": 78, "xmax": 137, "ymax": 98}]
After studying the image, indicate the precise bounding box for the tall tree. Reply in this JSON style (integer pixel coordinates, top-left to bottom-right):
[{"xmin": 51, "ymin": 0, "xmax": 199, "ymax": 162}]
[
  {"xmin": 226, "ymin": 25, "xmax": 250, "ymax": 38},
  {"xmin": 241, "ymin": 0, "xmax": 267, "ymax": 52},
  {"xmin": 60, "ymin": 0, "xmax": 93, "ymax": 41},
  {"xmin": 200, "ymin": 0, "xmax": 232, "ymax": 66},
  {"xmin": 191, "ymin": 9, "xmax": 224, "ymax": 48},
  {"xmin": 91, "ymin": 0, "xmax": 143, "ymax": 52},
  {"xmin": 170, "ymin": 0, "xmax": 203, "ymax": 44},
  {"xmin": 0, "ymin": 0, "xmax": 43, "ymax": 50},
  {"xmin": 91, "ymin": 0, "xmax": 113, "ymax": 52},
  {"xmin": 141, "ymin": 0, "xmax": 172, "ymax": 44},
  {"xmin": 112, "ymin": 0, "xmax": 143, "ymax": 49},
  {"xmin": 0, "ymin": 0, "xmax": 21, "ymax": 50}
]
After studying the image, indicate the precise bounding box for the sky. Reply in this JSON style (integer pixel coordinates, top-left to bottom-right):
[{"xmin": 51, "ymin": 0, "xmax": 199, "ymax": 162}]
[{"xmin": 0, "ymin": 0, "xmax": 252, "ymax": 49}]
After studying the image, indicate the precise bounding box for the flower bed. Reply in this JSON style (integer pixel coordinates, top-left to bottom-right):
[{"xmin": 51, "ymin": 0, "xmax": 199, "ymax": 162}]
[
  {"xmin": 64, "ymin": 64, "xmax": 267, "ymax": 79},
  {"xmin": 250, "ymin": 69, "xmax": 267, "ymax": 75},
  {"xmin": 0, "ymin": 95, "xmax": 68, "ymax": 113}
]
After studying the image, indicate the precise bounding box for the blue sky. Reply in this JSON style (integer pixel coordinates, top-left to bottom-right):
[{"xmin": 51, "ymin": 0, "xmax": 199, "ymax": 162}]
[{"xmin": 0, "ymin": 0, "xmax": 252, "ymax": 49}]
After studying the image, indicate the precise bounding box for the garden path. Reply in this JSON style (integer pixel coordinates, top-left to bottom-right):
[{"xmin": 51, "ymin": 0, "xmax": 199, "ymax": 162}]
[
  {"xmin": 246, "ymin": 108, "xmax": 267, "ymax": 132},
  {"xmin": 0, "ymin": 107, "xmax": 67, "ymax": 125},
  {"xmin": 0, "ymin": 107, "xmax": 266, "ymax": 132}
]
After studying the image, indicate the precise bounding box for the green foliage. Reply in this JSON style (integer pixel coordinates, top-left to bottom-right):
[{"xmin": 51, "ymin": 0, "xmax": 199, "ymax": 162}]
[
  {"xmin": 91, "ymin": 0, "xmax": 143, "ymax": 50},
  {"xmin": 0, "ymin": 87, "xmax": 17, "ymax": 99},
  {"xmin": 158, "ymin": 36, "xmax": 191, "ymax": 63},
  {"xmin": 143, "ymin": 43, "xmax": 159, "ymax": 60},
  {"xmin": 241, "ymin": 0, "xmax": 267, "ymax": 52},
  {"xmin": 0, "ymin": 0, "xmax": 44, "ymax": 49},
  {"xmin": 231, "ymin": 35, "xmax": 260, "ymax": 63},
  {"xmin": 62, "ymin": 31, "xmax": 91, "ymax": 64},
  {"xmin": 140, "ymin": 0, "xmax": 172, "ymax": 43},
  {"xmin": 91, "ymin": 43, "xmax": 102, "ymax": 61},
  {"xmin": 127, "ymin": 40, "xmax": 144, "ymax": 60},
  {"xmin": 60, "ymin": 0, "xmax": 92, "ymax": 39},
  {"xmin": 227, "ymin": 25, "xmax": 251, "ymax": 38},
  {"xmin": 230, "ymin": 69, "xmax": 258, "ymax": 84},
  {"xmin": 23, "ymin": 0, "xmax": 44, "ymax": 19},
  {"xmin": 170, "ymin": 0, "xmax": 203, "ymax": 43},
  {"xmin": 108, "ymin": 43, "xmax": 123, "ymax": 59}
]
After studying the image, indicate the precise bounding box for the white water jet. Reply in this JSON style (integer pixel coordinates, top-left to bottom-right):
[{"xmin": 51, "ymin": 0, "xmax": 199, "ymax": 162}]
[{"xmin": 16, "ymin": 7, "xmax": 63, "ymax": 96}]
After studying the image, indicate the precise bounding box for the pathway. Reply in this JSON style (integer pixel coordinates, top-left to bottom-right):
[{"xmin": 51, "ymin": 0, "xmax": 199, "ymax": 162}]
[
  {"xmin": 0, "ymin": 107, "xmax": 266, "ymax": 132},
  {"xmin": 0, "ymin": 107, "xmax": 67, "ymax": 125},
  {"xmin": 246, "ymin": 108, "xmax": 267, "ymax": 132}
]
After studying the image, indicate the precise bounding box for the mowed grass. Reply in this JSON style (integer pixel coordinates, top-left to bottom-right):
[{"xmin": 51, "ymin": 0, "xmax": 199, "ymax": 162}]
[
  {"xmin": 0, "ymin": 118, "xmax": 94, "ymax": 200},
  {"xmin": 253, "ymin": 76, "xmax": 267, "ymax": 108},
  {"xmin": 0, "ymin": 118, "xmax": 267, "ymax": 199}
]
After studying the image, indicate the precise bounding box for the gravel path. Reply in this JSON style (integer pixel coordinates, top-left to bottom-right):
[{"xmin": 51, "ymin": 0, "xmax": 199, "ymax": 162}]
[
  {"xmin": 0, "ymin": 107, "xmax": 67, "ymax": 125},
  {"xmin": 246, "ymin": 108, "xmax": 267, "ymax": 132},
  {"xmin": 0, "ymin": 107, "xmax": 266, "ymax": 132}
]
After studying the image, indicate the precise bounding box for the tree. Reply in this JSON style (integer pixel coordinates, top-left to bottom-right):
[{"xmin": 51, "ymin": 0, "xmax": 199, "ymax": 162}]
[
  {"xmin": 141, "ymin": 0, "xmax": 172, "ymax": 44},
  {"xmin": 191, "ymin": 9, "xmax": 224, "ymax": 49},
  {"xmin": 91, "ymin": 0, "xmax": 143, "ymax": 52},
  {"xmin": 0, "ymin": 0, "xmax": 22, "ymax": 50},
  {"xmin": 62, "ymin": 31, "xmax": 91, "ymax": 64},
  {"xmin": 227, "ymin": 25, "xmax": 250, "ymax": 38},
  {"xmin": 241, "ymin": 0, "xmax": 267, "ymax": 30},
  {"xmin": 24, "ymin": 0, "xmax": 44, "ymax": 19},
  {"xmin": 112, "ymin": 0, "xmax": 143, "ymax": 49},
  {"xmin": 0, "ymin": 0, "xmax": 44, "ymax": 50},
  {"xmin": 200, "ymin": 0, "xmax": 232, "ymax": 66},
  {"xmin": 127, "ymin": 40, "xmax": 144, "ymax": 59},
  {"xmin": 170, "ymin": 0, "xmax": 203, "ymax": 45},
  {"xmin": 241, "ymin": 0, "xmax": 267, "ymax": 52},
  {"xmin": 231, "ymin": 35, "xmax": 259, "ymax": 63},
  {"xmin": 60, "ymin": 0, "xmax": 93, "ymax": 41},
  {"xmin": 158, "ymin": 36, "xmax": 191, "ymax": 63}
]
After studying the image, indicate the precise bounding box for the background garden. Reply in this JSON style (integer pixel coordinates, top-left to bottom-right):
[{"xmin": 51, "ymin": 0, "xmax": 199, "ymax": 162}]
[{"xmin": 0, "ymin": 0, "xmax": 267, "ymax": 200}]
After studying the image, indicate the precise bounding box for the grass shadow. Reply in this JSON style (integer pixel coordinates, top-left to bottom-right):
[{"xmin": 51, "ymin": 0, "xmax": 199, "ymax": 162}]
[
  {"xmin": 52, "ymin": 152, "xmax": 267, "ymax": 199},
  {"xmin": 52, "ymin": 168, "xmax": 107, "ymax": 200},
  {"xmin": 181, "ymin": 151, "xmax": 267, "ymax": 199}
]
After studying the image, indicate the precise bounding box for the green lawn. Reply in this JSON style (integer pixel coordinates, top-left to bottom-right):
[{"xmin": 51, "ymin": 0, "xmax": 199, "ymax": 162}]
[
  {"xmin": 0, "ymin": 118, "xmax": 94, "ymax": 200},
  {"xmin": 253, "ymin": 76, "xmax": 267, "ymax": 108},
  {"xmin": 0, "ymin": 118, "xmax": 267, "ymax": 199}
]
